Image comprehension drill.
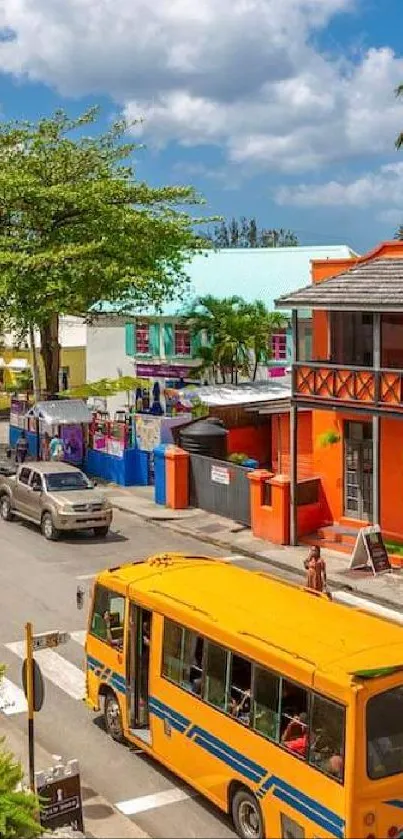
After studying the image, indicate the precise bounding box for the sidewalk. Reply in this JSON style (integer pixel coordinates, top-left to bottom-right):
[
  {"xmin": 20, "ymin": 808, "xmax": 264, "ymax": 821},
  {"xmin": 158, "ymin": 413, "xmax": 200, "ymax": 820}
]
[
  {"xmin": 105, "ymin": 485, "xmax": 403, "ymax": 613},
  {"xmin": 2, "ymin": 715, "xmax": 149, "ymax": 839}
]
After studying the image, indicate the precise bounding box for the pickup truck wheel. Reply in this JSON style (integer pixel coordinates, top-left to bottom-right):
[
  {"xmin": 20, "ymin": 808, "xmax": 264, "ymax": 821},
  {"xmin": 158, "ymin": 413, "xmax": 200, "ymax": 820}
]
[
  {"xmin": 0, "ymin": 495, "xmax": 13, "ymax": 522},
  {"xmin": 94, "ymin": 525, "xmax": 109, "ymax": 538},
  {"xmin": 41, "ymin": 512, "xmax": 60, "ymax": 541}
]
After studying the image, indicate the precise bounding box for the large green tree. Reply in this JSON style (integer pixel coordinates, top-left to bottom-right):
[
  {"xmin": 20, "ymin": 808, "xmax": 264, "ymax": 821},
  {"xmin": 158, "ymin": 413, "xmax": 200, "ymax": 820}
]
[
  {"xmin": 204, "ymin": 216, "xmax": 299, "ymax": 248},
  {"xmin": 0, "ymin": 108, "xmax": 205, "ymax": 396}
]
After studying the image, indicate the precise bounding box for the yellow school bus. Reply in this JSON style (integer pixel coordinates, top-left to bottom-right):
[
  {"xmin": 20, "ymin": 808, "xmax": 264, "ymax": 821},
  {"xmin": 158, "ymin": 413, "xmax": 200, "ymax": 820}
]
[{"xmin": 85, "ymin": 553, "xmax": 403, "ymax": 838}]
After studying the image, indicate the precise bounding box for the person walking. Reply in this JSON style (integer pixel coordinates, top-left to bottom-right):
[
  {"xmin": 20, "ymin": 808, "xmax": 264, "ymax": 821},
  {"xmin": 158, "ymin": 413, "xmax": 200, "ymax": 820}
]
[
  {"xmin": 49, "ymin": 432, "xmax": 64, "ymax": 461},
  {"xmin": 15, "ymin": 430, "xmax": 28, "ymax": 464},
  {"xmin": 40, "ymin": 431, "xmax": 50, "ymax": 461},
  {"xmin": 304, "ymin": 545, "xmax": 327, "ymax": 593}
]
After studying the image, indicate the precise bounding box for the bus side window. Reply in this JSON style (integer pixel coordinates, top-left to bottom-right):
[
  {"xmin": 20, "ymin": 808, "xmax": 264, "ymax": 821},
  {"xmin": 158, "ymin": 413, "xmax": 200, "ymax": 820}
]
[
  {"xmin": 90, "ymin": 585, "xmax": 125, "ymax": 649},
  {"xmin": 182, "ymin": 630, "xmax": 204, "ymax": 696},
  {"xmin": 204, "ymin": 642, "xmax": 229, "ymax": 710},
  {"xmin": 228, "ymin": 654, "xmax": 251, "ymax": 725},
  {"xmin": 309, "ymin": 694, "xmax": 345, "ymax": 782},
  {"xmin": 280, "ymin": 679, "xmax": 309, "ymax": 760},
  {"xmin": 253, "ymin": 666, "xmax": 280, "ymax": 741},
  {"xmin": 162, "ymin": 620, "xmax": 183, "ymax": 683}
]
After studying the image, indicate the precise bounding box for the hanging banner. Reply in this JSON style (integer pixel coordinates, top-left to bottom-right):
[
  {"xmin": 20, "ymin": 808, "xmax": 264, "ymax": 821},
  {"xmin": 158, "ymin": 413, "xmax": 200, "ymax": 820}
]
[
  {"xmin": 61, "ymin": 425, "xmax": 84, "ymax": 465},
  {"xmin": 349, "ymin": 525, "xmax": 391, "ymax": 575}
]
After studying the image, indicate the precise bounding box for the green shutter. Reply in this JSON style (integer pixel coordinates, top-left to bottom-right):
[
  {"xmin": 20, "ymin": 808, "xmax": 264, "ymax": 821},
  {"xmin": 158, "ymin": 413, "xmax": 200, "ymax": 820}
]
[
  {"xmin": 125, "ymin": 323, "xmax": 135, "ymax": 356},
  {"xmin": 164, "ymin": 323, "xmax": 174, "ymax": 357},
  {"xmin": 191, "ymin": 331, "xmax": 202, "ymax": 357},
  {"xmin": 149, "ymin": 322, "xmax": 161, "ymax": 356}
]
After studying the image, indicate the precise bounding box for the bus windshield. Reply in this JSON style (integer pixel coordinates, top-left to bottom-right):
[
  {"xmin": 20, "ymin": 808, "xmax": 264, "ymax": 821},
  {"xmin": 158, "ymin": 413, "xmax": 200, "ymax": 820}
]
[{"xmin": 367, "ymin": 685, "xmax": 403, "ymax": 779}]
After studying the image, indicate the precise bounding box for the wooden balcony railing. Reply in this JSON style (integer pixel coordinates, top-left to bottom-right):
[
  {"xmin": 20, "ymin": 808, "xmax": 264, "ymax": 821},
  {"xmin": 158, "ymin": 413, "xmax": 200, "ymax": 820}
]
[{"xmin": 294, "ymin": 362, "xmax": 403, "ymax": 410}]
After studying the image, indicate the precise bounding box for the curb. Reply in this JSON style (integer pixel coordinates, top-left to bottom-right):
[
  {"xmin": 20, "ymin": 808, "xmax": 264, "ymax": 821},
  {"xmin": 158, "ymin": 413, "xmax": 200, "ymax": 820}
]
[
  {"xmin": 112, "ymin": 502, "xmax": 403, "ymax": 614},
  {"xmin": 1, "ymin": 716, "xmax": 149, "ymax": 839}
]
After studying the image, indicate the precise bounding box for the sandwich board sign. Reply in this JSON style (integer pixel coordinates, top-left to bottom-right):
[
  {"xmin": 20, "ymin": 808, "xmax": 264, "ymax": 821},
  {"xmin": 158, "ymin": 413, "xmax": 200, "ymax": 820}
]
[
  {"xmin": 349, "ymin": 524, "xmax": 391, "ymax": 575},
  {"xmin": 35, "ymin": 759, "xmax": 84, "ymax": 834}
]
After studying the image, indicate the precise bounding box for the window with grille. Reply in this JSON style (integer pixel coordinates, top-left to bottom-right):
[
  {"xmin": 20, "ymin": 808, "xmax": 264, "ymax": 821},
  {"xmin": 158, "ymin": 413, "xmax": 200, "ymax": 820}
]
[
  {"xmin": 272, "ymin": 331, "xmax": 287, "ymax": 360},
  {"xmin": 136, "ymin": 322, "xmax": 149, "ymax": 354},
  {"xmin": 174, "ymin": 325, "xmax": 191, "ymax": 356}
]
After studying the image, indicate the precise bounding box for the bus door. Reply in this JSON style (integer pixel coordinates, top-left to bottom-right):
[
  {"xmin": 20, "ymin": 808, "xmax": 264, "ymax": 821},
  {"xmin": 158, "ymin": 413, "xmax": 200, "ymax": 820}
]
[{"xmin": 128, "ymin": 602, "xmax": 152, "ymax": 746}]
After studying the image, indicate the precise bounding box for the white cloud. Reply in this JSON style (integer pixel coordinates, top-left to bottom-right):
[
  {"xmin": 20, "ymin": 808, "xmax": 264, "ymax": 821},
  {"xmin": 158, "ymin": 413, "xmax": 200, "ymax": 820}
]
[
  {"xmin": 1, "ymin": 0, "xmax": 403, "ymax": 173},
  {"xmin": 275, "ymin": 161, "xmax": 403, "ymax": 207}
]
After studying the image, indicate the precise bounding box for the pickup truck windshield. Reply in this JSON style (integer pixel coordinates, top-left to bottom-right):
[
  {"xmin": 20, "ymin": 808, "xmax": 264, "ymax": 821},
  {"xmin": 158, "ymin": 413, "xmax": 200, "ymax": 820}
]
[
  {"xmin": 45, "ymin": 472, "xmax": 91, "ymax": 492},
  {"xmin": 367, "ymin": 685, "xmax": 403, "ymax": 778}
]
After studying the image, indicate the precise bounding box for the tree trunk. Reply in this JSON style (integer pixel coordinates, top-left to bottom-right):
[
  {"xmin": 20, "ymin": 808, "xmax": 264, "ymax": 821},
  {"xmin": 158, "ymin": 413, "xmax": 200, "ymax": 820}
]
[
  {"xmin": 40, "ymin": 313, "xmax": 60, "ymax": 398},
  {"xmin": 252, "ymin": 357, "xmax": 258, "ymax": 381},
  {"xmin": 28, "ymin": 324, "xmax": 41, "ymax": 401}
]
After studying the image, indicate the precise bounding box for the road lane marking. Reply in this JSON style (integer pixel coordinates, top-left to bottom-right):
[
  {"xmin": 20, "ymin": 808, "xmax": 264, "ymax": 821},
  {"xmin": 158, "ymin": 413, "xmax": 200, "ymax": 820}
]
[
  {"xmin": 70, "ymin": 630, "xmax": 86, "ymax": 646},
  {"xmin": 5, "ymin": 641, "xmax": 85, "ymax": 701},
  {"xmin": 0, "ymin": 677, "xmax": 28, "ymax": 715},
  {"xmin": 116, "ymin": 788, "xmax": 191, "ymax": 816},
  {"xmin": 76, "ymin": 573, "xmax": 97, "ymax": 580}
]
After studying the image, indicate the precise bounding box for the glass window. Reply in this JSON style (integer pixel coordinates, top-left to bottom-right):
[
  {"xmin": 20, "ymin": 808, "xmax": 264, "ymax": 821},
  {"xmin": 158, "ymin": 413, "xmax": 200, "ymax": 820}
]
[
  {"xmin": 331, "ymin": 312, "xmax": 373, "ymax": 367},
  {"xmin": 253, "ymin": 666, "xmax": 280, "ymax": 741},
  {"xmin": 174, "ymin": 325, "xmax": 191, "ymax": 356},
  {"xmin": 162, "ymin": 620, "xmax": 183, "ymax": 683},
  {"xmin": 280, "ymin": 679, "xmax": 309, "ymax": 760},
  {"xmin": 30, "ymin": 472, "xmax": 43, "ymax": 491},
  {"xmin": 381, "ymin": 313, "xmax": 403, "ymax": 369},
  {"xmin": 18, "ymin": 467, "xmax": 31, "ymax": 485},
  {"xmin": 367, "ymin": 686, "xmax": 403, "ymax": 779},
  {"xmin": 45, "ymin": 471, "xmax": 90, "ymax": 492},
  {"xmin": 135, "ymin": 322, "xmax": 150, "ymax": 354},
  {"xmin": 204, "ymin": 642, "xmax": 228, "ymax": 710},
  {"xmin": 271, "ymin": 332, "xmax": 287, "ymax": 361},
  {"xmin": 309, "ymin": 694, "xmax": 345, "ymax": 782},
  {"xmin": 90, "ymin": 585, "xmax": 125, "ymax": 649},
  {"xmin": 182, "ymin": 630, "xmax": 204, "ymax": 695},
  {"xmin": 228, "ymin": 654, "xmax": 252, "ymax": 725}
]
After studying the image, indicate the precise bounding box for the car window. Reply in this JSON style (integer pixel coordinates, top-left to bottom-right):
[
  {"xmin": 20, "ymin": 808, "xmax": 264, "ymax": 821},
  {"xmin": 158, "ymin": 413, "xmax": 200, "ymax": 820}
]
[
  {"xmin": 30, "ymin": 472, "xmax": 43, "ymax": 491},
  {"xmin": 19, "ymin": 468, "xmax": 32, "ymax": 486},
  {"xmin": 45, "ymin": 472, "xmax": 90, "ymax": 492}
]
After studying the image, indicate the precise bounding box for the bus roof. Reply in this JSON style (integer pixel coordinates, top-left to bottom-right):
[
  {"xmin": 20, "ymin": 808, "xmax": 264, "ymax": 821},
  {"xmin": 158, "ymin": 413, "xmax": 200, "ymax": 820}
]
[{"xmin": 99, "ymin": 554, "xmax": 403, "ymax": 684}]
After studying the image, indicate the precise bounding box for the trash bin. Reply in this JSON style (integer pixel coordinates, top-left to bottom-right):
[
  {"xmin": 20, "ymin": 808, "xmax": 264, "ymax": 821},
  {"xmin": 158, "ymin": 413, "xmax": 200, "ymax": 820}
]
[{"xmin": 154, "ymin": 444, "xmax": 168, "ymax": 505}]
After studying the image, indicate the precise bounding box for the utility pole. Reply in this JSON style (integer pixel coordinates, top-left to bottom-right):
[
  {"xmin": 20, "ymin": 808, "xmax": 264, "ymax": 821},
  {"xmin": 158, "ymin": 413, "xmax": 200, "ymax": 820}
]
[{"xmin": 25, "ymin": 622, "xmax": 35, "ymax": 792}]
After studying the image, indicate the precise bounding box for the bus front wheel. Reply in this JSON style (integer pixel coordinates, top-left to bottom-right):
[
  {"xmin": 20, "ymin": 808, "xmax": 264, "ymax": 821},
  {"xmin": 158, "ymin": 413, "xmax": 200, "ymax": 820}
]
[
  {"xmin": 104, "ymin": 690, "xmax": 124, "ymax": 742},
  {"xmin": 232, "ymin": 788, "xmax": 264, "ymax": 839}
]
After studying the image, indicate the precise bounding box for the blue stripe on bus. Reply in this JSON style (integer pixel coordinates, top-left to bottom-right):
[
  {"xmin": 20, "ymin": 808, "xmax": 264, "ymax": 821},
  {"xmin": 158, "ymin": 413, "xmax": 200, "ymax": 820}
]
[
  {"xmin": 385, "ymin": 799, "xmax": 403, "ymax": 809},
  {"xmin": 187, "ymin": 725, "xmax": 266, "ymax": 783},
  {"xmin": 149, "ymin": 697, "xmax": 344, "ymax": 837},
  {"xmin": 87, "ymin": 655, "xmax": 126, "ymax": 694}
]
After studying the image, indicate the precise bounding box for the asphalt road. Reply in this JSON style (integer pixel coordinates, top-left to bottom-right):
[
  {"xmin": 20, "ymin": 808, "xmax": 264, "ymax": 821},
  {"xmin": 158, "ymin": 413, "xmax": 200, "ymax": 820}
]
[{"xmin": 0, "ymin": 508, "xmax": 303, "ymax": 838}]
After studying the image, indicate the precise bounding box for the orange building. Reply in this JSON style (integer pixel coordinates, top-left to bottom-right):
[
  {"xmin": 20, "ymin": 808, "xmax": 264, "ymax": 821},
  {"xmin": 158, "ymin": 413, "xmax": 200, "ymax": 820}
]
[{"xmin": 276, "ymin": 240, "xmax": 403, "ymax": 546}]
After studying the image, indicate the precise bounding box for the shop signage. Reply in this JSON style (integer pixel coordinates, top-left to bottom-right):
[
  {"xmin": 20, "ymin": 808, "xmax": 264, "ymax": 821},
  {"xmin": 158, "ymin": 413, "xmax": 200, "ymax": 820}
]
[
  {"xmin": 211, "ymin": 465, "xmax": 230, "ymax": 486},
  {"xmin": 36, "ymin": 760, "xmax": 84, "ymax": 834},
  {"xmin": 136, "ymin": 363, "xmax": 193, "ymax": 378},
  {"xmin": 349, "ymin": 525, "xmax": 391, "ymax": 575}
]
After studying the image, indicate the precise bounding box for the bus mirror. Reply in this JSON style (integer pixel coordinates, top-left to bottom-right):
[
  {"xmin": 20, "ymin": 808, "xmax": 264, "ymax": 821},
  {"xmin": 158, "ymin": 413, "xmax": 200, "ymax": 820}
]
[{"xmin": 76, "ymin": 586, "xmax": 85, "ymax": 610}]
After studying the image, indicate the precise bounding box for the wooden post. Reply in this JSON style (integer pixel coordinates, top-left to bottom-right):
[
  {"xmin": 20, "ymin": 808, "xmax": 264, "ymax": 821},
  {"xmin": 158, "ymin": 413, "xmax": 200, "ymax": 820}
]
[
  {"xmin": 25, "ymin": 622, "xmax": 35, "ymax": 793},
  {"xmin": 290, "ymin": 402, "xmax": 298, "ymax": 546},
  {"xmin": 373, "ymin": 313, "xmax": 381, "ymax": 525}
]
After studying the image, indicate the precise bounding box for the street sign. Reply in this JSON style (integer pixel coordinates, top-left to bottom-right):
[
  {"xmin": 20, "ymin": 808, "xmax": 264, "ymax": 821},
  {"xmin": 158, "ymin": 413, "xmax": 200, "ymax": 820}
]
[
  {"xmin": 22, "ymin": 658, "xmax": 44, "ymax": 712},
  {"xmin": 36, "ymin": 760, "xmax": 84, "ymax": 834},
  {"xmin": 32, "ymin": 630, "xmax": 70, "ymax": 651}
]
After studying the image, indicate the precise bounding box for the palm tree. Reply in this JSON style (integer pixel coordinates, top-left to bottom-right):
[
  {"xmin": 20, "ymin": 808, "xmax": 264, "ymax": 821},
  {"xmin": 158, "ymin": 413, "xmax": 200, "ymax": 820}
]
[
  {"xmin": 246, "ymin": 301, "xmax": 287, "ymax": 380},
  {"xmin": 184, "ymin": 295, "xmax": 250, "ymax": 383}
]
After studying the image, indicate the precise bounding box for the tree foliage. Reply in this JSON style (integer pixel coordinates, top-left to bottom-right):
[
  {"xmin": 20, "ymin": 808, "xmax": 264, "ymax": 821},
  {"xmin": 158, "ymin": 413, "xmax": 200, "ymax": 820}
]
[
  {"xmin": 204, "ymin": 216, "xmax": 299, "ymax": 248},
  {"xmin": 0, "ymin": 665, "xmax": 39, "ymax": 838},
  {"xmin": 0, "ymin": 108, "xmax": 206, "ymax": 395},
  {"xmin": 184, "ymin": 295, "xmax": 287, "ymax": 383}
]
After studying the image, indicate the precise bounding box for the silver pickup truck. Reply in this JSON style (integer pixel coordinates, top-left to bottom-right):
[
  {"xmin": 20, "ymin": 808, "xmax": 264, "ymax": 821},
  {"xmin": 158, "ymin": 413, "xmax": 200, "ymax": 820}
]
[{"xmin": 0, "ymin": 461, "xmax": 113, "ymax": 540}]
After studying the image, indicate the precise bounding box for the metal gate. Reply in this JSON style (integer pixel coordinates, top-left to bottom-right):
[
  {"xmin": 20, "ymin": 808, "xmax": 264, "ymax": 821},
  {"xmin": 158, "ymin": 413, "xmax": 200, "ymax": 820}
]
[{"xmin": 189, "ymin": 454, "xmax": 252, "ymax": 526}]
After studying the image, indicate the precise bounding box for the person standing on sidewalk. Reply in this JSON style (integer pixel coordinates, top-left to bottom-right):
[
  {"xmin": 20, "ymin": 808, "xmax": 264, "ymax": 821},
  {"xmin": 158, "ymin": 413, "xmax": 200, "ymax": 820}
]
[
  {"xmin": 304, "ymin": 545, "xmax": 327, "ymax": 592},
  {"xmin": 15, "ymin": 430, "xmax": 28, "ymax": 464}
]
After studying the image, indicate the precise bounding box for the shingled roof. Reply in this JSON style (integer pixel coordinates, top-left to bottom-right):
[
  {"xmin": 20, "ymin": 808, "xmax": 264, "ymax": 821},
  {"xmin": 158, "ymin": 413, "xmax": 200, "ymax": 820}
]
[{"xmin": 275, "ymin": 257, "xmax": 403, "ymax": 311}]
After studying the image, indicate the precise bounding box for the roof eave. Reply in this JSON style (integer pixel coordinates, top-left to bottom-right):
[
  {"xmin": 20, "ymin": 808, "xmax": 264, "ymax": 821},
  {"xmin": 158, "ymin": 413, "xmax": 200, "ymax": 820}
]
[{"xmin": 275, "ymin": 300, "xmax": 403, "ymax": 312}]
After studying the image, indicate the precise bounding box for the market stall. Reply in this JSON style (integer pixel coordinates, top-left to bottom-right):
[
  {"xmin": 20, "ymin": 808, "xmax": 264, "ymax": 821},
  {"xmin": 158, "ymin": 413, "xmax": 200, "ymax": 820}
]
[{"xmin": 10, "ymin": 399, "xmax": 92, "ymax": 465}]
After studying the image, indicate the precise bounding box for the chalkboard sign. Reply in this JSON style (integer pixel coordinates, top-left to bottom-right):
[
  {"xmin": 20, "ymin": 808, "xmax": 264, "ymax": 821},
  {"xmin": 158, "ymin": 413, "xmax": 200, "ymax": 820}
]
[
  {"xmin": 36, "ymin": 764, "xmax": 84, "ymax": 834},
  {"xmin": 350, "ymin": 525, "xmax": 391, "ymax": 575},
  {"xmin": 364, "ymin": 528, "xmax": 391, "ymax": 574}
]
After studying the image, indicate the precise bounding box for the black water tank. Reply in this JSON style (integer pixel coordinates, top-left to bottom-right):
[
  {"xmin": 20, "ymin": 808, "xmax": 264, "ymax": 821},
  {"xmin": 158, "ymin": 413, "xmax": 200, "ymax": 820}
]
[{"xmin": 179, "ymin": 418, "xmax": 228, "ymax": 459}]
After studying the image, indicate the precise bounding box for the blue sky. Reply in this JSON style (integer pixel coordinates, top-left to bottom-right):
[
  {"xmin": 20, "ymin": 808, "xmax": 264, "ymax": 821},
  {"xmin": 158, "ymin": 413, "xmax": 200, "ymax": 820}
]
[{"xmin": 1, "ymin": 0, "xmax": 403, "ymax": 254}]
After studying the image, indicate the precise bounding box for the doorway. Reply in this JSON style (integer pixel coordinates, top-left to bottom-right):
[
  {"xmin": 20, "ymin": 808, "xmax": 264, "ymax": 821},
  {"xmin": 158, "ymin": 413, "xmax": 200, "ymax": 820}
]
[
  {"xmin": 344, "ymin": 421, "xmax": 373, "ymax": 520},
  {"xmin": 128, "ymin": 603, "xmax": 152, "ymax": 745}
]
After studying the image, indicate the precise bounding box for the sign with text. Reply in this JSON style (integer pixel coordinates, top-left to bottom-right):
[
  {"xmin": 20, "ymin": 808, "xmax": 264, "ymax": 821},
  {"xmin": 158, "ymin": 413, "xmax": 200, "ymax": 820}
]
[
  {"xmin": 136, "ymin": 363, "xmax": 193, "ymax": 378},
  {"xmin": 211, "ymin": 464, "xmax": 230, "ymax": 486},
  {"xmin": 36, "ymin": 761, "xmax": 84, "ymax": 834},
  {"xmin": 32, "ymin": 630, "xmax": 70, "ymax": 651},
  {"xmin": 349, "ymin": 525, "xmax": 391, "ymax": 575}
]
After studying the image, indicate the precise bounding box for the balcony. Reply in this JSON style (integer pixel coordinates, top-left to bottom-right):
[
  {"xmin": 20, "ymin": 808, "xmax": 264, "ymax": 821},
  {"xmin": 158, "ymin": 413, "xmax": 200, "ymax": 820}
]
[{"xmin": 294, "ymin": 362, "xmax": 403, "ymax": 412}]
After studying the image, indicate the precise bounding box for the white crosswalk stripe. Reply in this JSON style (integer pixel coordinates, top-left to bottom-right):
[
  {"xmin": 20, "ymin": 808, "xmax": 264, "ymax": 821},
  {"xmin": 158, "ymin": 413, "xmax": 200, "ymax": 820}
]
[{"xmin": 2, "ymin": 631, "xmax": 87, "ymax": 710}]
